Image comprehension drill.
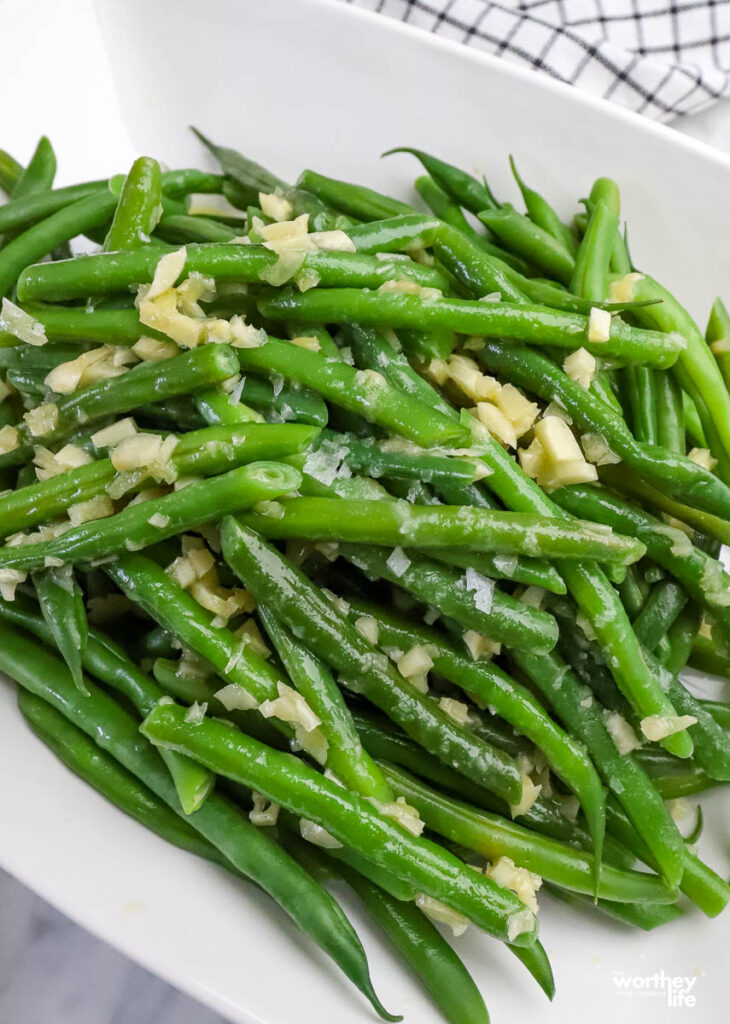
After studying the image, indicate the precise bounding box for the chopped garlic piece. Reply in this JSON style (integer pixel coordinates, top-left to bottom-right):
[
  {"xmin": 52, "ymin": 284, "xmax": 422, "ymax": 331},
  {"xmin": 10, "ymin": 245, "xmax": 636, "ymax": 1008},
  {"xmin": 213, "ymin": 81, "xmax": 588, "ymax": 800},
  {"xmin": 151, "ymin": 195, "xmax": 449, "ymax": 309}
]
[
  {"xmin": 510, "ymin": 774, "xmax": 542, "ymax": 818},
  {"xmin": 476, "ymin": 401, "xmax": 517, "ymax": 448},
  {"xmin": 249, "ymin": 791, "xmax": 280, "ymax": 827},
  {"xmin": 132, "ymin": 336, "xmax": 180, "ymax": 362},
  {"xmin": 0, "ymin": 298, "xmax": 47, "ymax": 346},
  {"xmin": 33, "ymin": 443, "xmax": 92, "ymax": 480},
  {"xmin": 640, "ymin": 714, "xmax": 697, "ymax": 742},
  {"xmin": 370, "ymin": 796, "xmax": 423, "ymax": 836},
  {"xmin": 507, "ymin": 908, "xmax": 535, "ymax": 943},
  {"xmin": 309, "ymin": 229, "xmax": 355, "ymax": 252},
  {"xmin": 415, "ymin": 894, "xmax": 469, "ymax": 937},
  {"xmin": 438, "ymin": 696, "xmax": 470, "ymax": 725},
  {"xmin": 258, "ymin": 191, "xmax": 293, "ymax": 222},
  {"xmin": 300, "ymin": 818, "xmax": 342, "ymax": 849},
  {"xmin": 688, "ymin": 447, "xmax": 717, "ymax": 472},
  {"xmin": 0, "ymin": 567, "xmax": 27, "ymax": 601},
  {"xmin": 147, "ymin": 512, "xmax": 170, "ymax": 529},
  {"xmin": 288, "ymin": 334, "xmax": 320, "ymax": 352},
  {"xmin": 147, "ymin": 247, "xmax": 187, "ymax": 300},
  {"xmin": 447, "ymin": 355, "xmax": 500, "ymax": 402},
  {"xmin": 563, "ymin": 347, "xmax": 596, "ymax": 389},
  {"xmin": 609, "ymin": 272, "xmax": 644, "ymax": 303},
  {"xmin": 259, "ymin": 681, "xmax": 321, "ymax": 733},
  {"xmin": 68, "ymin": 495, "xmax": 114, "ymax": 526},
  {"xmin": 603, "ymin": 710, "xmax": 642, "ymax": 754},
  {"xmin": 587, "ymin": 306, "xmax": 611, "ymax": 343},
  {"xmin": 215, "ymin": 683, "xmax": 258, "ymax": 711},
  {"xmin": 0, "ymin": 425, "xmax": 20, "ymax": 454},
  {"xmin": 494, "ymin": 383, "xmax": 538, "ymax": 437},
  {"xmin": 184, "ymin": 701, "xmax": 207, "ymax": 725},
  {"xmin": 427, "ymin": 358, "xmax": 449, "ymax": 386},
  {"xmin": 463, "ymin": 630, "xmax": 501, "ymax": 661},
  {"xmin": 24, "ymin": 403, "xmax": 58, "ymax": 437},
  {"xmin": 486, "ymin": 856, "xmax": 542, "ymax": 914},
  {"xmin": 354, "ymin": 616, "xmax": 379, "ymax": 644},
  {"xmin": 92, "ymin": 418, "xmax": 138, "ymax": 448},
  {"xmin": 236, "ymin": 617, "xmax": 270, "ymax": 657},
  {"xmin": 523, "ymin": 417, "xmax": 598, "ymax": 490},
  {"xmin": 581, "ymin": 432, "xmax": 621, "ymax": 466}
]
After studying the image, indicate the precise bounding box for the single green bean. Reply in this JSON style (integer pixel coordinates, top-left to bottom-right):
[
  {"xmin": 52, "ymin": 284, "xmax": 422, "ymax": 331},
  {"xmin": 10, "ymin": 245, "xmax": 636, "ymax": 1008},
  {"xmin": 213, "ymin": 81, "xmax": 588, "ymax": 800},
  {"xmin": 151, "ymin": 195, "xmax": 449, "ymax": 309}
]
[
  {"xmin": 509, "ymin": 157, "xmax": 578, "ymax": 255},
  {"xmin": 104, "ymin": 156, "xmax": 163, "ymax": 251},
  {"xmin": 32, "ymin": 566, "xmax": 88, "ymax": 692},
  {"xmin": 380, "ymin": 763, "xmax": 673, "ymax": 904},
  {"xmin": 0, "ymin": 462, "xmax": 301, "ymax": 571},
  {"xmin": 706, "ymin": 296, "xmax": 730, "ymax": 390},
  {"xmin": 258, "ymin": 606, "xmax": 394, "ymax": 801},
  {"xmin": 257, "ymin": 288, "xmax": 684, "ymax": 366}
]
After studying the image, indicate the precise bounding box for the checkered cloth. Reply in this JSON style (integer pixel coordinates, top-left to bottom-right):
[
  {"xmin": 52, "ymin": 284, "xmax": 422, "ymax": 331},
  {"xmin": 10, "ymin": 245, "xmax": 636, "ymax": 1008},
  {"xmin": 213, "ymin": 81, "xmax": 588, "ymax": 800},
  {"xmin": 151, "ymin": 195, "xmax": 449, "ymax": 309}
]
[{"xmin": 341, "ymin": 0, "xmax": 730, "ymax": 120}]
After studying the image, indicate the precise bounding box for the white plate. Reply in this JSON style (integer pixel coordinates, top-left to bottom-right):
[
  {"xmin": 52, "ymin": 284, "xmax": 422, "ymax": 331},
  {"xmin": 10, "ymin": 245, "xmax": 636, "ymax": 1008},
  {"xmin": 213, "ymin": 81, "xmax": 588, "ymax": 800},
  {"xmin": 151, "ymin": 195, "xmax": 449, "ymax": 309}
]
[{"xmin": 1, "ymin": 0, "xmax": 729, "ymax": 1021}]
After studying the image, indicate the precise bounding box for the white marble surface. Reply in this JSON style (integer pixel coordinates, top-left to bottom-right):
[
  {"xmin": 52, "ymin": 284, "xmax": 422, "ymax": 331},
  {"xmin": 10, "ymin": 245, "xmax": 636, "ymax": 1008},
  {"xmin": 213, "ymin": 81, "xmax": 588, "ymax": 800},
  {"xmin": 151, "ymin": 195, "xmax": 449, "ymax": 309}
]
[{"xmin": 3, "ymin": 98, "xmax": 730, "ymax": 1024}]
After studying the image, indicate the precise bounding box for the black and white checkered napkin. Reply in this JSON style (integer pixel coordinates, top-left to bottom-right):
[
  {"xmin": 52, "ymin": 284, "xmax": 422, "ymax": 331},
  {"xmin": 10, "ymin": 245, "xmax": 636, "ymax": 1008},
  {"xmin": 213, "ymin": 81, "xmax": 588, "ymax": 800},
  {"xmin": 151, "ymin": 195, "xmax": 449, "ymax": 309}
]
[{"xmin": 341, "ymin": 0, "xmax": 730, "ymax": 121}]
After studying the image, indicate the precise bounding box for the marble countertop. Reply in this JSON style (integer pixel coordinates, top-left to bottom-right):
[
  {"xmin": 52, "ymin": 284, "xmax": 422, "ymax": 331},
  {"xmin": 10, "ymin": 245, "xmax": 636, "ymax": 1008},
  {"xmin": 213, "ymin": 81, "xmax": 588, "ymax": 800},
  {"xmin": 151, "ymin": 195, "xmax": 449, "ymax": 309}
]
[{"xmin": 2, "ymin": 98, "xmax": 730, "ymax": 1024}]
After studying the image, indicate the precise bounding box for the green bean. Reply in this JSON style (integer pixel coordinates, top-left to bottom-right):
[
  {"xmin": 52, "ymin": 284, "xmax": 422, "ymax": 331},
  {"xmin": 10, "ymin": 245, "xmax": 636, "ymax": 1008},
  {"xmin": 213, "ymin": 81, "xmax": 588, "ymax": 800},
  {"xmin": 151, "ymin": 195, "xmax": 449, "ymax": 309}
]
[
  {"xmin": 339, "ymin": 544, "xmax": 558, "ymax": 654},
  {"xmin": 4, "ymin": 137, "xmax": 57, "ymax": 242},
  {"xmin": 632, "ymin": 580, "xmax": 688, "ymax": 654},
  {"xmin": 192, "ymin": 130, "xmax": 348, "ymax": 230},
  {"xmin": 509, "ymin": 157, "xmax": 577, "ymax": 255},
  {"xmin": 0, "ymin": 462, "xmax": 300, "ymax": 571},
  {"xmin": 156, "ymin": 213, "xmax": 238, "ymax": 244},
  {"xmin": 683, "ymin": 392, "xmax": 708, "ymax": 448},
  {"xmin": 0, "ymin": 420, "xmax": 314, "ymax": 538},
  {"xmin": 346, "ymin": 214, "xmax": 441, "ymax": 254},
  {"xmin": 664, "ymin": 605, "xmax": 703, "ymax": 675},
  {"xmin": 342, "ymin": 322, "xmax": 457, "ymax": 418},
  {"xmin": 19, "ymin": 343, "xmax": 239, "ymax": 445},
  {"xmin": 598, "ymin": 464, "xmax": 730, "ymax": 547},
  {"xmin": 220, "ymin": 520, "xmax": 525, "ymax": 805},
  {"xmin": 234, "ymin": 375, "xmax": 329, "ymax": 427},
  {"xmin": 17, "ymin": 690, "xmax": 225, "ymax": 863},
  {"xmin": 33, "ymin": 566, "xmax": 88, "ymax": 692},
  {"xmin": 240, "ymin": 494, "xmax": 644, "ymax": 563},
  {"xmin": 296, "ymin": 168, "xmax": 412, "ymax": 221},
  {"xmin": 478, "ymin": 205, "xmax": 575, "ymax": 285},
  {"xmin": 0, "ymin": 191, "xmax": 119, "ymax": 298},
  {"xmin": 415, "ymin": 175, "xmax": 532, "ymax": 275},
  {"xmin": 257, "ymin": 606, "xmax": 394, "ymax": 801},
  {"xmin": 506, "ymin": 647, "xmax": 686, "ymax": 888},
  {"xmin": 654, "ymin": 370, "xmax": 685, "ymax": 453},
  {"xmin": 0, "ymin": 180, "xmax": 107, "ymax": 234},
  {"xmin": 700, "ymin": 699, "xmax": 730, "ymax": 728},
  {"xmin": 320, "ymin": 429, "xmax": 484, "ymax": 489},
  {"xmin": 0, "ymin": 624, "xmax": 395, "ymax": 1019},
  {"xmin": 690, "ymin": 634, "xmax": 730, "ymax": 679},
  {"xmin": 551, "ymin": 483, "xmax": 730, "ymax": 648},
  {"xmin": 0, "ymin": 148, "xmax": 23, "ymax": 194},
  {"xmin": 104, "ymin": 157, "xmax": 162, "ymax": 251},
  {"xmin": 339, "ymin": 864, "xmax": 490, "ymax": 1024},
  {"xmin": 623, "ymin": 366, "xmax": 658, "ymax": 443},
  {"xmin": 233, "ymin": 335, "xmax": 462, "ymax": 446},
  {"xmin": 625, "ymin": 273, "xmax": 730, "ymax": 482},
  {"xmin": 257, "ymin": 288, "xmax": 684, "ymax": 366},
  {"xmin": 431, "ymin": 223, "xmax": 527, "ymax": 304},
  {"xmin": 430, "ymin": 548, "xmax": 566, "ymax": 594},
  {"xmin": 380, "ymin": 763, "xmax": 673, "ymax": 904},
  {"xmin": 706, "ymin": 296, "xmax": 730, "ymax": 389},
  {"xmin": 193, "ymin": 387, "xmax": 263, "ymax": 425},
  {"xmin": 570, "ymin": 179, "xmax": 619, "ymax": 301},
  {"xmin": 141, "ymin": 702, "xmax": 539, "ymax": 947},
  {"xmin": 17, "ymin": 243, "xmax": 449, "ymax": 303},
  {"xmin": 477, "ymin": 340, "xmax": 730, "ymax": 523},
  {"xmin": 0, "ymin": 304, "xmax": 161, "ymax": 347},
  {"xmin": 0, "ymin": 593, "xmax": 214, "ymax": 814},
  {"xmin": 339, "ymin": 599, "xmax": 606, "ymax": 868},
  {"xmin": 548, "ymin": 886, "xmax": 683, "ymax": 931},
  {"xmin": 383, "ymin": 148, "xmax": 496, "ymax": 215},
  {"xmin": 0, "ymin": 340, "xmax": 94, "ymax": 372}
]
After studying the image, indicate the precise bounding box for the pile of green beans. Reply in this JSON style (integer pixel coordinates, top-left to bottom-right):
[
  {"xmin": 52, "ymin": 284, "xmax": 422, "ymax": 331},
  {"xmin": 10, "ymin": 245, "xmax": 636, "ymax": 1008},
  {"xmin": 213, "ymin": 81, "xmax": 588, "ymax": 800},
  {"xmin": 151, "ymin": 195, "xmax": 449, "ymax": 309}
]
[{"xmin": 1, "ymin": 131, "xmax": 729, "ymax": 1024}]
